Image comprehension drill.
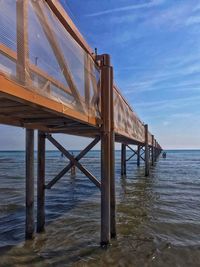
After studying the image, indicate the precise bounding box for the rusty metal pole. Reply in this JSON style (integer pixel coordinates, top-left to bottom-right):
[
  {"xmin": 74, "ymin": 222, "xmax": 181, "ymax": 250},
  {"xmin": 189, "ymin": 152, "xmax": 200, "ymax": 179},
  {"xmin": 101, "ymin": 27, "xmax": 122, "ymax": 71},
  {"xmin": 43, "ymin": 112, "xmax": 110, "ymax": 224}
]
[
  {"xmin": 25, "ymin": 129, "xmax": 34, "ymax": 239},
  {"xmin": 137, "ymin": 145, "xmax": 141, "ymax": 166},
  {"xmin": 144, "ymin": 124, "xmax": 149, "ymax": 176},
  {"xmin": 100, "ymin": 54, "xmax": 112, "ymax": 246},
  {"xmin": 121, "ymin": 144, "xmax": 126, "ymax": 175},
  {"xmin": 37, "ymin": 131, "xmax": 46, "ymax": 233},
  {"xmin": 151, "ymin": 135, "xmax": 154, "ymax": 166}
]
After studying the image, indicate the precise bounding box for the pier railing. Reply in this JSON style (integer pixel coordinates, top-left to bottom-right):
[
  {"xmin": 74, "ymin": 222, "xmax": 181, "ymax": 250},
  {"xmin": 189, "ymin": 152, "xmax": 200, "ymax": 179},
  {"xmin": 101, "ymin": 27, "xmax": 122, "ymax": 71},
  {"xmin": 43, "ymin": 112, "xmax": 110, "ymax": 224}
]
[{"xmin": 0, "ymin": 0, "xmax": 157, "ymax": 146}]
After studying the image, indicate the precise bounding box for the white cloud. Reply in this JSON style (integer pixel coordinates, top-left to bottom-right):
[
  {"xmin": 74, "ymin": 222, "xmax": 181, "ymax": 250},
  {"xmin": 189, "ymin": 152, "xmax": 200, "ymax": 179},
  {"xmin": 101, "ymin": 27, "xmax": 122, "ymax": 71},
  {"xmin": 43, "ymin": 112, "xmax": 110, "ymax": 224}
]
[
  {"xmin": 86, "ymin": 0, "xmax": 165, "ymax": 17},
  {"xmin": 185, "ymin": 15, "xmax": 200, "ymax": 26}
]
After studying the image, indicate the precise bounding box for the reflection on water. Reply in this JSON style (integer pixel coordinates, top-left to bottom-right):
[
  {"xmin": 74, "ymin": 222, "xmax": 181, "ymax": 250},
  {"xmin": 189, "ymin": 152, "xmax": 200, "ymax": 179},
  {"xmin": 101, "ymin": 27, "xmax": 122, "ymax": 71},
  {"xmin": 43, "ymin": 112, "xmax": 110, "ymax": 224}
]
[{"xmin": 0, "ymin": 150, "xmax": 200, "ymax": 266}]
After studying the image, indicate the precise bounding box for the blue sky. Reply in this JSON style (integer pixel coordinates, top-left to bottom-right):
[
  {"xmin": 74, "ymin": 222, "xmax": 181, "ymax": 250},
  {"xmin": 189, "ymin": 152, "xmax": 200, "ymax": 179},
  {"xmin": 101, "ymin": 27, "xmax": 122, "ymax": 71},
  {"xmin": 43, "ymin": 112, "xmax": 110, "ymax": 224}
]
[{"xmin": 1, "ymin": 0, "xmax": 200, "ymax": 149}]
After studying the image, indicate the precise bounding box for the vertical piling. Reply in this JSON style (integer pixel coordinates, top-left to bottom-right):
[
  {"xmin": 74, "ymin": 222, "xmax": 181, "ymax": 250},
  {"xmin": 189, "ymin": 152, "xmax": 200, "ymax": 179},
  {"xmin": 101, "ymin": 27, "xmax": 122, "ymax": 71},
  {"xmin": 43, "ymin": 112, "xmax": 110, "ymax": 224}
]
[
  {"xmin": 25, "ymin": 129, "xmax": 34, "ymax": 239},
  {"xmin": 154, "ymin": 139, "xmax": 157, "ymax": 161},
  {"xmin": 37, "ymin": 131, "xmax": 46, "ymax": 233},
  {"xmin": 151, "ymin": 135, "xmax": 154, "ymax": 166},
  {"xmin": 100, "ymin": 54, "xmax": 113, "ymax": 246},
  {"xmin": 109, "ymin": 67, "xmax": 116, "ymax": 239},
  {"xmin": 144, "ymin": 124, "xmax": 149, "ymax": 176},
  {"xmin": 137, "ymin": 145, "xmax": 141, "ymax": 167},
  {"xmin": 121, "ymin": 144, "xmax": 126, "ymax": 175}
]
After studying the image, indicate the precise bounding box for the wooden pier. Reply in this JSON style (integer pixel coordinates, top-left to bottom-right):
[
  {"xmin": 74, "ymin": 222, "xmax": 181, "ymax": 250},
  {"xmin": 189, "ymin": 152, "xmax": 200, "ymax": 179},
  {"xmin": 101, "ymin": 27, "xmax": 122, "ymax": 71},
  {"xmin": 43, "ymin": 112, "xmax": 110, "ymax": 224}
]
[{"xmin": 0, "ymin": 0, "xmax": 162, "ymax": 246}]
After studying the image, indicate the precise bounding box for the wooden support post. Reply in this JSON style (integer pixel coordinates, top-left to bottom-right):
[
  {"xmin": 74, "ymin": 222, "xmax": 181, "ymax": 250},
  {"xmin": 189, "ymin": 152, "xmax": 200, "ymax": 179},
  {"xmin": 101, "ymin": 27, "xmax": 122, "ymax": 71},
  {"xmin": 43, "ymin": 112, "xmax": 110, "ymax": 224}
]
[
  {"xmin": 110, "ymin": 130, "xmax": 116, "ymax": 239},
  {"xmin": 71, "ymin": 165, "xmax": 76, "ymax": 176},
  {"xmin": 25, "ymin": 129, "xmax": 34, "ymax": 239},
  {"xmin": 144, "ymin": 124, "xmax": 149, "ymax": 176},
  {"xmin": 71, "ymin": 152, "xmax": 76, "ymax": 176},
  {"xmin": 121, "ymin": 144, "xmax": 126, "ymax": 175},
  {"xmin": 154, "ymin": 139, "xmax": 157, "ymax": 162},
  {"xmin": 100, "ymin": 54, "xmax": 113, "ymax": 246},
  {"xmin": 110, "ymin": 67, "xmax": 116, "ymax": 239},
  {"xmin": 137, "ymin": 145, "xmax": 141, "ymax": 167},
  {"xmin": 151, "ymin": 135, "xmax": 154, "ymax": 166},
  {"xmin": 37, "ymin": 131, "xmax": 46, "ymax": 233}
]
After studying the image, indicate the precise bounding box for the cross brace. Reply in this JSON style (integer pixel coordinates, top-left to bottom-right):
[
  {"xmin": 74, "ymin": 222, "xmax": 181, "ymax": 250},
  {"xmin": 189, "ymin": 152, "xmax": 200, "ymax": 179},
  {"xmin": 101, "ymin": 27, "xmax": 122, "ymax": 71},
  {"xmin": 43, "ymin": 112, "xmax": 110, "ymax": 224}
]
[
  {"xmin": 46, "ymin": 134, "xmax": 101, "ymax": 189},
  {"xmin": 126, "ymin": 145, "xmax": 137, "ymax": 162}
]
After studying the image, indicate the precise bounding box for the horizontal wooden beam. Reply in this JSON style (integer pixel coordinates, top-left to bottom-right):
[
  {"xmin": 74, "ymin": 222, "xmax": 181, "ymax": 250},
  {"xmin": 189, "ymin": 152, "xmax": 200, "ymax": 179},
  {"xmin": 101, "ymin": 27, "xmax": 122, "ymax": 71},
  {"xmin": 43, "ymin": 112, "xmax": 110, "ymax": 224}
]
[{"xmin": 0, "ymin": 75, "xmax": 98, "ymax": 126}]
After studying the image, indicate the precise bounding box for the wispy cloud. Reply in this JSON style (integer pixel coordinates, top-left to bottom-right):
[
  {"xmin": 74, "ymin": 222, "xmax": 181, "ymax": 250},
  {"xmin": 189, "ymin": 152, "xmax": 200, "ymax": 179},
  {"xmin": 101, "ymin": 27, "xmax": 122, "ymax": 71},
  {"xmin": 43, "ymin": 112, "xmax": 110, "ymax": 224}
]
[
  {"xmin": 134, "ymin": 95, "xmax": 200, "ymax": 113},
  {"xmin": 86, "ymin": 0, "xmax": 164, "ymax": 17},
  {"xmin": 185, "ymin": 15, "xmax": 200, "ymax": 26}
]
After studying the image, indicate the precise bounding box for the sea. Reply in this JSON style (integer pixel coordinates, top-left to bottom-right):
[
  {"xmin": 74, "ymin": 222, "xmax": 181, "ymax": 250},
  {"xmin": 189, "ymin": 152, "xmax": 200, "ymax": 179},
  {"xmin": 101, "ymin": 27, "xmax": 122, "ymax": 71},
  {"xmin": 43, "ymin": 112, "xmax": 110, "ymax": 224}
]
[{"xmin": 0, "ymin": 149, "xmax": 200, "ymax": 267}]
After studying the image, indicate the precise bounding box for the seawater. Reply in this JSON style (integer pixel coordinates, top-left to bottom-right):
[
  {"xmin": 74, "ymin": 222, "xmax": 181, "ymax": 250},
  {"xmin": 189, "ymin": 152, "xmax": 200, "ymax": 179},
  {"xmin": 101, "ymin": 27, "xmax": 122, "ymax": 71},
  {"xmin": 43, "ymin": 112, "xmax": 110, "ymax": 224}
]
[{"xmin": 0, "ymin": 150, "xmax": 200, "ymax": 266}]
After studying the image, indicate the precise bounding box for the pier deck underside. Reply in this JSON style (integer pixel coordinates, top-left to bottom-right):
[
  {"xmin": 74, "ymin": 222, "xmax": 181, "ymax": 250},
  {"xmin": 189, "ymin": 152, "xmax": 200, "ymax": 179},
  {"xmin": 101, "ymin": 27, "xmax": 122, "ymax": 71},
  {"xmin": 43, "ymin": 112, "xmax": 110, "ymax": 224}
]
[{"xmin": 0, "ymin": 75, "xmax": 145, "ymax": 146}]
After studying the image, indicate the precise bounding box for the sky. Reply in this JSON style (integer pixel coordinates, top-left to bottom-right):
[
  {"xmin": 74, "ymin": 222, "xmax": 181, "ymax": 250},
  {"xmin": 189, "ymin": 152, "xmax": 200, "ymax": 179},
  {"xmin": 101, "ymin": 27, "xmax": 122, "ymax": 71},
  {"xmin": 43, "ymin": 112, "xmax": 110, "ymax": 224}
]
[{"xmin": 1, "ymin": 0, "xmax": 200, "ymax": 150}]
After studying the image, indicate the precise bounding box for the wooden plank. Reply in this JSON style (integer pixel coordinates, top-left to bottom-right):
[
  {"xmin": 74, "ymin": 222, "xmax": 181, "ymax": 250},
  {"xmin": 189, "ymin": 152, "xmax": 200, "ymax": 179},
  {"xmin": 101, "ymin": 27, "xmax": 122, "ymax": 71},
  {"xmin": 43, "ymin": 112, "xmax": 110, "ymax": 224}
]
[
  {"xmin": 0, "ymin": 114, "xmax": 23, "ymax": 127},
  {"xmin": 0, "ymin": 105, "xmax": 32, "ymax": 114}
]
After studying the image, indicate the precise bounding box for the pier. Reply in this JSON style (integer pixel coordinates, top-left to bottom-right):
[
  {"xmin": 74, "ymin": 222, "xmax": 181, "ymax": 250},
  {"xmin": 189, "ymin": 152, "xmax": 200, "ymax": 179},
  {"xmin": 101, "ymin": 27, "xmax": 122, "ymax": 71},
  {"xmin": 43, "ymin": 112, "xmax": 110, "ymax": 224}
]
[{"xmin": 0, "ymin": 0, "xmax": 162, "ymax": 246}]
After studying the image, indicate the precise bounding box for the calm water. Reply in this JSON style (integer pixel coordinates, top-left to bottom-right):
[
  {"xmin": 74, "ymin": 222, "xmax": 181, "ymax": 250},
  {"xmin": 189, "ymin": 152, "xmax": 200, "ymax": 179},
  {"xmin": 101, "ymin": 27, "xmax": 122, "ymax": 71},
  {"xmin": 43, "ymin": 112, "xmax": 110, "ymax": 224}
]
[{"xmin": 0, "ymin": 149, "xmax": 200, "ymax": 266}]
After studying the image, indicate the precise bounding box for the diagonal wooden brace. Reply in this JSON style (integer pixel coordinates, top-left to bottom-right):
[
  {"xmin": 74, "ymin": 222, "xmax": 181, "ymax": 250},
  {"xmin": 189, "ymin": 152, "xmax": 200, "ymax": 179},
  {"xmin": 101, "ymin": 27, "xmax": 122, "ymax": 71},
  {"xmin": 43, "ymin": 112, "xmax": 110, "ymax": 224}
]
[
  {"xmin": 126, "ymin": 145, "xmax": 137, "ymax": 162},
  {"xmin": 46, "ymin": 134, "xmax": 101, "ymax": 189},
  {"xmin": 126, "ymin": 151, "xmax": 137, "ymax": 162},
  {"xmin": 140, "ymin": 155, "xmax": 145, "ymax": 161},
  {"xmin": 140, "ymin": 151, "xmax": 145, "ymax": 156},
  {"xmin": 45, "ymin": 136, "xmax": 100, "ymax": 189},
  {"xmin": 127, "ymin": 145, "xmax": 136, "ymax": 153},
  {"xmin": 32, "ymin": 1, "xmax": 85, "ymax": 112}
]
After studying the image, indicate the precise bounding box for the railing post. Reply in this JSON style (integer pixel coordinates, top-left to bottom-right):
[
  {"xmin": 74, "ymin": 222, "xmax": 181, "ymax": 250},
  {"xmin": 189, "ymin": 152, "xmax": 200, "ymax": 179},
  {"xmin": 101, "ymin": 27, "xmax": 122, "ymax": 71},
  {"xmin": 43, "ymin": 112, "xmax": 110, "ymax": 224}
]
[
  {"xmin": 37, "ymin": 131, "xmax": 46, "ymax": 233},
  {"xmin": 16, "ymin": 0, "xmax": 29, "ymax": 84},
  {"xmin": 121, "ymin": 144, "xmax": 126, "ymax": 175},
  {"xmin": 84, "ymin": 53, "xmax": 90, "ymax": 109},
  {"xmin": 151, "ymin": 135, "xmax": 154, "ymax": 166},
  {"xmin": 144, "ymin": 124, "xmax": 149, "ymax": 176},
  {"xmin": 100, "ymin": 54, "xmax": 114, "ymax": 246},
  {"xmin": 137, "ymin": 145, "xmax": 141, "ymax": 166},
  {"xmin": 25, "ymin": 129, "xmax": 34, "ymax": 239}
]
